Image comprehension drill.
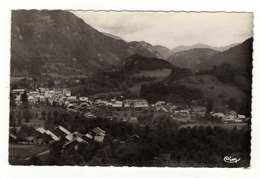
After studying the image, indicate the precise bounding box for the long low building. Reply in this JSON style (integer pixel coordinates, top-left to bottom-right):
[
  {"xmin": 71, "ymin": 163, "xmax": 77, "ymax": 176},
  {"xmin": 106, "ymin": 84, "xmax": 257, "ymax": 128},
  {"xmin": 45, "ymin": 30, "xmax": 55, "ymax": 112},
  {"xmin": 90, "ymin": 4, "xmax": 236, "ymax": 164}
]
[{"xmin": 123, "ymin": 99, "xmax": 149, "ymax": 110}]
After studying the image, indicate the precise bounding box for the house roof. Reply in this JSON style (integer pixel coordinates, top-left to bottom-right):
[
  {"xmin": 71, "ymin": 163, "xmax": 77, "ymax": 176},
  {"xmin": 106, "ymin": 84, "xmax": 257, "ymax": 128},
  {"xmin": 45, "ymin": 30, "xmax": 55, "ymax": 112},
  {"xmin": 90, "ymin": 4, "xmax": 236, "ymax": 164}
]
[
  {"xmin": 94, "ymin": 135, "xmax": 105, "ymax": 142},
  {"xmin": 52, "ymin": 126, "xmax": 71, "ymax": 135},
  {"xmin": 84, "ymin": 112, "xmax": 96, "ymax": 118},
  {"xmin": 212, "ymin": 113, "xmax": 225, "ymax": 118},
  {"xmin": 124, "ymin": 99, "xmax": 148, "ymax": 103},
  {"xmin": 80, "ymin": 102, "xmax": 90, "ymax": 107},
  {"xmin": 45, "ymin": 130, "xmax": 60, "ymax": 141},
  {"xmin": 37, "ymin": 127, "xmax": 47, "ymax": 134},
  {"xmin": 12, "ymin": 89, "xmax": 25, "ymax": 92},
  {"xmin": 65, "ymin": 133, "xmax": 75, "ymax": 141},
  {"xmin": 238, "ymin": 115, "xmax": 246, "ymax": 119},
  {"xmin": 73, "ymin": 131, "xmax": 84, "ymax": 138},
  {"xmin": 81, "ymin": 133, "xmax": 93, "ymax": 140},
  {"xmin": 79, "ymin": 97, "xmax": 88, "ymax": 101},
  {"xmin": 27, "ymin": 136, "xmax": 36, "ymax": 141},
  {"xmin": 131, "ymin": 134, "xmax": 139, "ymax": 138},
  {"xmin": 63, "ymin": 137, "xmax": 84, "ymax": 148},
  {"xmin": 129, "ymin": 117, "xmax": 138, "ymax": 122},
  {"xmin": 92, "ymin": 127, "xmax": 106, "ymax": 135},
  {"xmin": 65, "ymin": 132, "xmax": 83, "ymax": 141},
  {"xmin": 9, "ymin": 133, "xmax": 17, "ymax": 140},
  {"xmin": 28, "ymin": 96, "xmax": 35, "ymax": 100}
]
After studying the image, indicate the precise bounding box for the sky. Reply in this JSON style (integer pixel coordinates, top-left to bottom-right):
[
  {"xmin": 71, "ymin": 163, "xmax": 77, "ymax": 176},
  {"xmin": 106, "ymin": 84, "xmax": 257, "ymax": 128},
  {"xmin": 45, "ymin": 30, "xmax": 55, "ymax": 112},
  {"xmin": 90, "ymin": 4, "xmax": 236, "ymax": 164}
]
[{"xmin": 73, "ymin": 11, "xmax": 253, "ymax": 49}]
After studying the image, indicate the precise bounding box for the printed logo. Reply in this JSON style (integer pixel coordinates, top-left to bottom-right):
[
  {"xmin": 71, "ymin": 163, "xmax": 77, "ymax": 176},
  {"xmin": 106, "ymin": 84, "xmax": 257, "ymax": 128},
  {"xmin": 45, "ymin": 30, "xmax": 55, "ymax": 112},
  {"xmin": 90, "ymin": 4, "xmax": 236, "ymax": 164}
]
[{"xmin": 223, "ymin": 156, "xmax": 241, "ymax": 163}]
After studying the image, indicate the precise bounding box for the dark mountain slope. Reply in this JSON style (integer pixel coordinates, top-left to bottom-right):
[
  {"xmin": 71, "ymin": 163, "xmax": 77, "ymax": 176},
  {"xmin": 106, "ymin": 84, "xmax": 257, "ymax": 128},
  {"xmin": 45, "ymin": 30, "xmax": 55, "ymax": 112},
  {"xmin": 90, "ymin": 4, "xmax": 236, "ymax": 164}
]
[
  {"xmin": 201, "ymin": 38, "xmax": 253, "ymax": 72},
  {"xmin": 11, "ymin": 10, "xmax": 159, "ymax": 77},
  {"xmin": 102, "ymin": 32, "xmax": 125, "ymax": 41},
  {"xmin": 124, "ymin": 54, "xmax": 174, "ymax": 72},
  {"xmin": 167, "ymin": 48, "xmax": 219, "ymax": 71}
]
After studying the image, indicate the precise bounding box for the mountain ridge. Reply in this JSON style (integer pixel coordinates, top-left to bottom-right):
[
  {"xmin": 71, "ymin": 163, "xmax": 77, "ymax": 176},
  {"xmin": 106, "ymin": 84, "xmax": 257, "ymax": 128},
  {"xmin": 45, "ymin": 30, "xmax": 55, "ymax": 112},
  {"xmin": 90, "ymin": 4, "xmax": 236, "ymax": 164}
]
[
  {"xmin": 154, "ymin": 45, "xmax": 173, "ymax": 60},
  {"xmin": 171, "ymin": 43, "xmax": 239, "ymax": 54},
  {"xmin": 11, "ymin": 10, "xmax": 160, "ymax": 77},
  {"xmin": 167, "ymin": 48, "xmax": 219, "ymax": 71}
]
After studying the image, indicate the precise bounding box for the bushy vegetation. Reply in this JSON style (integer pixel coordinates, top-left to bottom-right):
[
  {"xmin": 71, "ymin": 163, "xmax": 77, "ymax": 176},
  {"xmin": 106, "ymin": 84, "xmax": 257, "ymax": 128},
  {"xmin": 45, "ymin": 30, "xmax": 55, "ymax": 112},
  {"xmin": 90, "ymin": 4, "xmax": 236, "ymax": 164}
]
[
  {"xmin": 124, "ymin": 54, "xmax": 174, "ymax": 72},
  {"xmin": 140, "ymin": 82, "xmax": 204, "ymax": 104},
  {"xmin": 197, "ymin": 63, "xmax": 252, "ymax": 94},
  {"xmin": 131, "ymin": 76, "xmax": 156, "ymax": 83}
]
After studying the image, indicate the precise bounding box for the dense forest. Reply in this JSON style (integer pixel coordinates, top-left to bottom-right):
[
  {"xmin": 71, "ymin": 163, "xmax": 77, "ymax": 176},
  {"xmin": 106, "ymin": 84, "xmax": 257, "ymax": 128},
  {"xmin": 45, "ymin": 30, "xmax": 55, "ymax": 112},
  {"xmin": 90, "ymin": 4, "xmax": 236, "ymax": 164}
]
[
  {"xmin": 124, "ymin": 54, "xmax": 174, "ymax": 72},
  {"xmin": 140, "ymin": 82, "xmax": 204, "ymax": 104}
]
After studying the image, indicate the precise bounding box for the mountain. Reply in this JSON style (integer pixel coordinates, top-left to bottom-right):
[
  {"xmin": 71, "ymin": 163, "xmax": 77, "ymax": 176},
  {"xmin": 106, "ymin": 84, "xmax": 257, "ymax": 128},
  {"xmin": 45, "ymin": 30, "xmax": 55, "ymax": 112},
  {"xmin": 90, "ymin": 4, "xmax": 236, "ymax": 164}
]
[
  {"xmin": 102, "ymin": 32, "xmax": 125, "ymax": 41},
  {"xmin": 11, "ymin": 10, "xmax": 160, "ymax": 77},
  {"xmin": 212, "ymin": 43, "xmax": 239, "ymax": 52},
  {"xmin": 154, "ymin": 45, "xmax": 173, "ymax": 60},
  {"xmin": 171, "ymin": 43, "xmax": 239, "ymax": 54},
  {"xmin": 167, "ymin": 48, "xmax": 219, "ymax": 71},
  {"xmin": 171, "ymin": 43, "xmax": 212, "ymax": 54},
  {"xmin": 128, "ymin": 41, "xmax": 161, "ymax": 59},
  {"xmin": 201, "ymin": 38, "xmax": 253, "ymax": 72}
]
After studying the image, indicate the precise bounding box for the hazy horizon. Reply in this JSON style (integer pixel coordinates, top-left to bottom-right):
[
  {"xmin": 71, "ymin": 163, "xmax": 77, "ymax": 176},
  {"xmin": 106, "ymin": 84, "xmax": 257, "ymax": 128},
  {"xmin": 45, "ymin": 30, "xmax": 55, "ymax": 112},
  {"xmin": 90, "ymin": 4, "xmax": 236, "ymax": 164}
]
[{"xmin": 73, "ymin": 11, "xmax": 253, "ymax": 49}]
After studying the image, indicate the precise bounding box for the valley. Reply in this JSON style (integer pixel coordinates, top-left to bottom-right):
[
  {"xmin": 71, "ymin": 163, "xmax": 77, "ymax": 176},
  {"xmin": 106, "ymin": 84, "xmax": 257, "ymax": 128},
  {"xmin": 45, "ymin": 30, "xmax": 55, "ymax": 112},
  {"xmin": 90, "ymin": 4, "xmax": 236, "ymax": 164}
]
[{"xmin": 9, "ymin": 10, "xmax": 253, "ymax": 168}]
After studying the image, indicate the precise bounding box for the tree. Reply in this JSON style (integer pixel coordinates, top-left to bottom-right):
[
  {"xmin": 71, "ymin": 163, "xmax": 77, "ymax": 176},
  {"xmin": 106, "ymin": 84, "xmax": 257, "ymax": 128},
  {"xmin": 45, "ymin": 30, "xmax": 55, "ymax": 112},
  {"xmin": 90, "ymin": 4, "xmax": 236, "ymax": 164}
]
[
  {"xmin": 41, "ymin": 111, "xmax": 46, "ymax": 120},
  {"xmin": 10, "ymin": 127, "xmax": 17, "ymax": 135},
  {"xmin": 206, "ymin": 99, "xmax": 213, "ymax": 115},
  {"xmin": 10, "ymin": 92, "xmax": 16, "ymax": 108},
  {"xmin": 47, "ymin": 112, "xmax": 53, "ymax": 124},
  {"xmin": 21, "ymin": 91, "xmax": 28, "ymax": 105},
  {"xmin": 29, "ymin": 155, "xmax": 42, "ymax": 165},
  {"xmin": 227, "ymin": 98, "xmax": 238, "ymax": 111},
  {"xmin": 53, "ymin": 110, "xmax": 59, "ymax": 118},
  {"xmin": 23, "ymin": 109, "xmax": 33, "ymax": 123},
  {"xmin": 48, "ymin": 79, "xmax": 54, "ymax": 88}
]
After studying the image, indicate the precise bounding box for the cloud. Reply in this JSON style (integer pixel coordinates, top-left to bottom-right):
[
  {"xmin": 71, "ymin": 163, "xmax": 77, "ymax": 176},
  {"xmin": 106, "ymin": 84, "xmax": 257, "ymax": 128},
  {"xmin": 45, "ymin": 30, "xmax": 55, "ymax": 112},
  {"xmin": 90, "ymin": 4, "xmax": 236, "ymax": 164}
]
[{"xmin": 73, "ymin": 11, "xmax": 253, "ymax": 49}]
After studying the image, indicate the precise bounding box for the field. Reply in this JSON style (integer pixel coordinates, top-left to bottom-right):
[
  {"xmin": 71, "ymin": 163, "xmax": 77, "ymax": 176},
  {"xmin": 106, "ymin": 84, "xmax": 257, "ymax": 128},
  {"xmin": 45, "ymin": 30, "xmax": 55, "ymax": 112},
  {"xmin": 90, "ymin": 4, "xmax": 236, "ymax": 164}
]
[
  {"xmin": 21, "ymin": 119, "xmax": 45, "ymax": 128},
  {"xmin": 32, "ymin": 104, "xmax": 66, "ymax": 113},
  {"xmin": 180, "ymin": 122, "xmax": 249, "ymax": 130},
  {"xmin": 131, "ymin": 69, "xmax": 171, "ymax": 78},
  {"xmin": 10, "ymin": 77, "xmax": 32, "ymax": 83},
  {"xmin": 129, "ymin": 69, "xmax": 172, "ymax": 94},
  {"xmin": 9, "ymin": 143, "xmax": 49, "ymax": 165}
]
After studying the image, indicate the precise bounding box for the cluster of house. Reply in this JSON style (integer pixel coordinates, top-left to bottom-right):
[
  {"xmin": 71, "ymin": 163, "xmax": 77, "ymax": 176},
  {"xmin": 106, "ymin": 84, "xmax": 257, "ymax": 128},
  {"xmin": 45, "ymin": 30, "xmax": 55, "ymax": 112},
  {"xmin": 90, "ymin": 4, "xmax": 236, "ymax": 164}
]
[
  {"xmin": 153, "ymin": 102, "xmax": 206, "ymax": 118},
  {"xmin": 210, "ymin": 110, "xmax": 248, "ymax": 123},
  {"xmin": 94, "ymin": 98, "xmax": 149, "ymax": 110},
  {"xmin": 12, "ymin": 88, "xmax": 92, "ymax": 110},
  {"xmin": 9, "ymin": 125, "xmax": 106, "ymax": 152},
  {"xmin": 152, "ymin": 102, "xmax": 248, "ymax": 123}
]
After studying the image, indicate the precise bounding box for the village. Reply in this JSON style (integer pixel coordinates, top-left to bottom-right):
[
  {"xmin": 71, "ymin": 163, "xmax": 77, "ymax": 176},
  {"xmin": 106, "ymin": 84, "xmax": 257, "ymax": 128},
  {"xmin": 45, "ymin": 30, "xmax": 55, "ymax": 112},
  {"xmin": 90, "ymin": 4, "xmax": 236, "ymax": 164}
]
[
  {"xmin": 12, "ymin": 87, "xmax": 249, "ymax": 124},
  {"xmin": 9, "ymin": 86, "xmax": 249, "ymax": 158}
]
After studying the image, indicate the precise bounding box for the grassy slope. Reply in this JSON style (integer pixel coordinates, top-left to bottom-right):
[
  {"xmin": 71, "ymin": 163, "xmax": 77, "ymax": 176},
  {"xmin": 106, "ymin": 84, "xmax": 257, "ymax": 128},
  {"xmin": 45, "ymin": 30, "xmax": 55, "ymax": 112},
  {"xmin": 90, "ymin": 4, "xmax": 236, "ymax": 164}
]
[
  {"xmin": 129, "ymin": 69, "xmax": 172, "ymax": 94},
  {"xmin": 176, "ymin": 74, "xmax": 247, "ymax": 105}
]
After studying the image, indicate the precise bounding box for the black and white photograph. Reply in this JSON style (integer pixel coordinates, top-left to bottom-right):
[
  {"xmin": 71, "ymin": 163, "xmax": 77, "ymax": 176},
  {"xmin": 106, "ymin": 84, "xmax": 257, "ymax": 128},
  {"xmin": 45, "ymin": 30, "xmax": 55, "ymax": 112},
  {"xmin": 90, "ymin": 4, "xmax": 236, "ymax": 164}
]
[{"xmin": 7, "ymin": 9, "xmax": 254, "ymax": 168}]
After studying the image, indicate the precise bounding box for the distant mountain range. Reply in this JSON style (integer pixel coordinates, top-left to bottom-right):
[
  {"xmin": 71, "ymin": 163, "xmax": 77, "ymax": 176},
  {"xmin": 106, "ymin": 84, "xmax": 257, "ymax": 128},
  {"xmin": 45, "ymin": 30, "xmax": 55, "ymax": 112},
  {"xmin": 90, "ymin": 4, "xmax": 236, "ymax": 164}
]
[
  {"xmin": 171, "ymin": 43, "xmax": 239, "ymax": 54},
  {"xmin": 167, "ymin": 38, "xmax": 252, "ymax": 72},
  {"xmin": 167, "ymin": 48, "xmax": 219, "ymax": 71}
]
